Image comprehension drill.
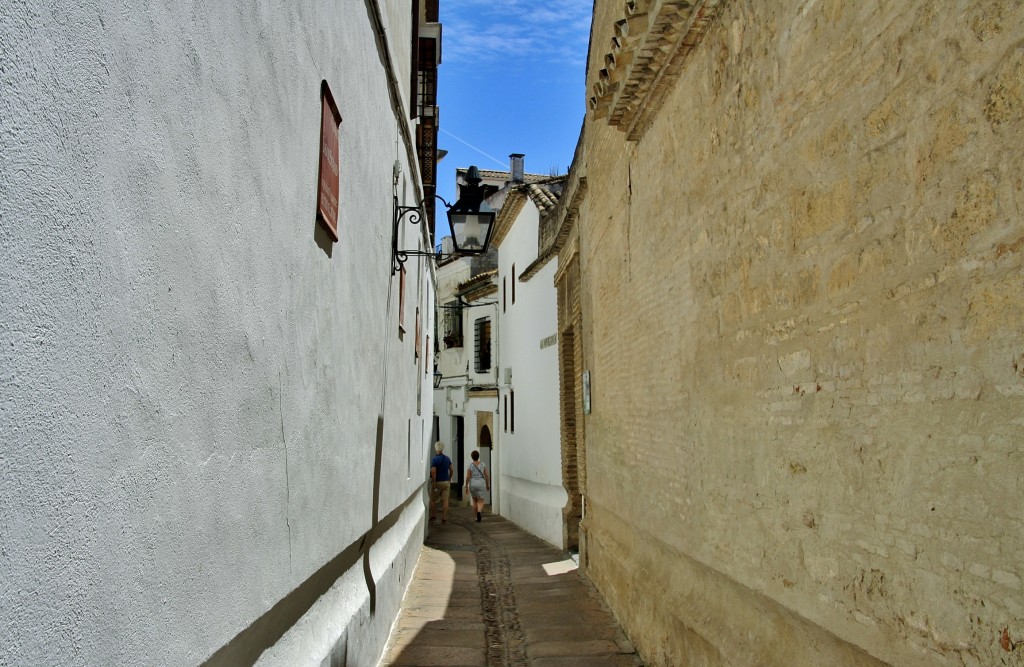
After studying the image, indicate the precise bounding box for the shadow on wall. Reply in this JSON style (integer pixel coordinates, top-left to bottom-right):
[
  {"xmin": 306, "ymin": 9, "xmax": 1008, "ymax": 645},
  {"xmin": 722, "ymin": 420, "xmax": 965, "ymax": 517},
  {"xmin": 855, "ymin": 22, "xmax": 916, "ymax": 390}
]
[
  {"xmin": 314, "ymin": 218, "xmax": 334, "ymax": 258},
  {"xmin": 202, "ymin": 413, "xmax": 392, "ymax": 665}
]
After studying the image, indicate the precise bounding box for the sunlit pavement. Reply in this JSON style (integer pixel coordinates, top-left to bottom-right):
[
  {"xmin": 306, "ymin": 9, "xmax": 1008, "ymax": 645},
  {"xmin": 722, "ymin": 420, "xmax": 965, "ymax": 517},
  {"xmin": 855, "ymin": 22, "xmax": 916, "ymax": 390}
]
[{"xmin": 380, "ymin": 505, "xmax": 642, "ymax": 667}]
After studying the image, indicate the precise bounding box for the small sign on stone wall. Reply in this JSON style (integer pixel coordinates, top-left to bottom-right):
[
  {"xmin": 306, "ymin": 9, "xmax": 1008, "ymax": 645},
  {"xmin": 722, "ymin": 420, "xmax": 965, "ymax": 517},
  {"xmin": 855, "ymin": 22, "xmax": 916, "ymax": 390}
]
[{"xmin": 316, "ymin": 80, "xmax": 342, "ymax": 241}]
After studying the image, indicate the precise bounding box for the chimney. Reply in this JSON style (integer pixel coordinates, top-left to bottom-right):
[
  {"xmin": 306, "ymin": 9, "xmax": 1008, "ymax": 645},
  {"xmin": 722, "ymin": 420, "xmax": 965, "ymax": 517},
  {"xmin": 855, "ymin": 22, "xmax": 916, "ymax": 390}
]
[{"xmin": 509, "ymin": 153, "xmax": 525, "ymax": 183}]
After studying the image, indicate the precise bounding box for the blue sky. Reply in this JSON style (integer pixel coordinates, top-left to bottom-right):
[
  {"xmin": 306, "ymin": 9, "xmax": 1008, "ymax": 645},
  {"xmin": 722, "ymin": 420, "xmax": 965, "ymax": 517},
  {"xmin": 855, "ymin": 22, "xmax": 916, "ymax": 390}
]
[{"xmin": 435, "ymin": 0, "xmax": 592, "ymax": 205}]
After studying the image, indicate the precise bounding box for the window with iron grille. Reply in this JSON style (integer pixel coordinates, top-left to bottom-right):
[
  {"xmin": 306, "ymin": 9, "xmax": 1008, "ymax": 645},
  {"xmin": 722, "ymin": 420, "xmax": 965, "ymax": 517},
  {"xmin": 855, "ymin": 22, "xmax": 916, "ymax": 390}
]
[
  {"xmin": 417, "ymin": 67, "xmax": 437, "ymax": 118},
  {"xmin": 443, "ymin": 300, "xmax": 462, "ymax": 348},
  {"xmin": 475, "ymin": 317, "xmax": 491, "ymax": 372}
]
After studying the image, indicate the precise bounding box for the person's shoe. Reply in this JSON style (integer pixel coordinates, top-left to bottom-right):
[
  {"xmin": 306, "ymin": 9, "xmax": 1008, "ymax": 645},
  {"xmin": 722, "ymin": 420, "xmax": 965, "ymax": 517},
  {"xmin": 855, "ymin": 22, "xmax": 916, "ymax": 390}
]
[
  {"xmin": 476, "ymin": 512, "xmax": 481, "ymax": 522},
  {"xmin": 441, "ymin": 518, "xmax": 447, "ymax": 524}
]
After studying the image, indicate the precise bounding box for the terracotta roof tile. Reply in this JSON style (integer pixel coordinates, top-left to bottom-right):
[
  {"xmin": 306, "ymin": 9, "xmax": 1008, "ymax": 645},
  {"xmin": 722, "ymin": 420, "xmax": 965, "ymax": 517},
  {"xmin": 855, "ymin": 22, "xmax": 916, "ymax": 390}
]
[
  {"xmin": 488, "ymin": 178, "xmax": 565, "ymax": 249},
  {"xmin": 457, "ymin": 268, "xmax": 498, "ymax": 294},
  {"xmin": 526, "ymin": 183, "xmax": 560, "ymax": 215},
  {"xmin": 456, "ymin": 168, "xmax": 552, "ymax": 184}
]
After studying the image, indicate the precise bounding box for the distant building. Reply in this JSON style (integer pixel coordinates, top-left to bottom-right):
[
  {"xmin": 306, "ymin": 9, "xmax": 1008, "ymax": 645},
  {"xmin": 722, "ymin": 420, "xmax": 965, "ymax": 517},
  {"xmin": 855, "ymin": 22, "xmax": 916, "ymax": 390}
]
[
  {"xmin": 433, "ymin": 248, "xmax": 499, "ymax": 503},
  {"xmin": 432, "ymin": 157, "xmax": 551, "ymax": 514}
]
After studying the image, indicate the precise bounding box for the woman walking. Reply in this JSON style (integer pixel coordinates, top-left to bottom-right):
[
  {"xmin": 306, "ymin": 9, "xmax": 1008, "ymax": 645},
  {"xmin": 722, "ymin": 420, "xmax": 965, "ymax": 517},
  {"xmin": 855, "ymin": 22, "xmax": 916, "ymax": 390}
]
[{"xmin": 465, "ymin": 450, "xmax": 490, "ymax": 522}]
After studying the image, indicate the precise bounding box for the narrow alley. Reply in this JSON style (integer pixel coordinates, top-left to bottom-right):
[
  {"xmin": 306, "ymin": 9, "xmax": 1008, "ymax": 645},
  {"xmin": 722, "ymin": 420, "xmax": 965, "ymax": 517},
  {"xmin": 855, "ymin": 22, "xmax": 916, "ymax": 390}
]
[
  {"xmin": 5, "ymin": 1, "xmax": 1024, "ymax": 665},
  {"xmin": 381, "ymin": 505, "xmax": 641, "ymax": 667}
]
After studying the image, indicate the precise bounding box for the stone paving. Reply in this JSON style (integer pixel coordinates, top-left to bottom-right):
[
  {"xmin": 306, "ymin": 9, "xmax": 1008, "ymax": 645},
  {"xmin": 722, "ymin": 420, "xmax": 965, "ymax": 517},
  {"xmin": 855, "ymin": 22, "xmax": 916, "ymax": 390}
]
[{"xmin": 380, "ymin": 504, "xmax": 643, "ymax": 667}]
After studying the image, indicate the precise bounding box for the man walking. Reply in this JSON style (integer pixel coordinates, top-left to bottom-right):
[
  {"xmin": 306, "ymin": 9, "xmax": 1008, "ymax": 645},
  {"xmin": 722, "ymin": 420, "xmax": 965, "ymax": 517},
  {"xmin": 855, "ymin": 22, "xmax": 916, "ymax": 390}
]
[{"xmin": 429, "ymin": 441, "xmax": 454, "ymax": 524}]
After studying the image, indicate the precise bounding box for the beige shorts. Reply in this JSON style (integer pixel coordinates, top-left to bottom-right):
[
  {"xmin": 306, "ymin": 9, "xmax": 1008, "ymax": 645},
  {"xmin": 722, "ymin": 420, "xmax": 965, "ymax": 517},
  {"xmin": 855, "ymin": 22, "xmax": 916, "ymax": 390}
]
[{"xmin": 432, "ymin": 481, "xmax": 451, "ymax": 502}]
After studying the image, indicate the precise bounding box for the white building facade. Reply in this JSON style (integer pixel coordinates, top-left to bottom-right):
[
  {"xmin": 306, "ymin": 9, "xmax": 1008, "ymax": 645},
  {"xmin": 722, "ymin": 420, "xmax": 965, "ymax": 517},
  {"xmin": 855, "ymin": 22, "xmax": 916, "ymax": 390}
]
[
  {"xmin": 491, "ymin": 174, "xmax": 568, "ymax": 548},
  {"xmin": 432, "ymin": 160, "xmax": 562, "ymax": 517},
  {"xmin": 432, "ymin": 242, "xmax": 500, "ymax": 507},
  {"xmin": 1, "ymin": 1, "xmax": 441, "ymax": 665}
]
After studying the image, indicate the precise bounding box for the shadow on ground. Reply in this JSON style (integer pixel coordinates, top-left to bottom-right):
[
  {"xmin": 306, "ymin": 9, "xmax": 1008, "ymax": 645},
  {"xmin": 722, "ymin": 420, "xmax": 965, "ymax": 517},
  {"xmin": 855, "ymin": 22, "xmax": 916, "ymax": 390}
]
[{"xmin": 381, "ymin": 504, "xmax": 642, "ymax": 667}]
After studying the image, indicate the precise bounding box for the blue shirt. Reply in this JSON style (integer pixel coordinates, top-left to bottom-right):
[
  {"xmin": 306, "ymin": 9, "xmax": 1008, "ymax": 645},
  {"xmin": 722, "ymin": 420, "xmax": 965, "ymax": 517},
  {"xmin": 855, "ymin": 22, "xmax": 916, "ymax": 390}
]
[{"xmin": 431, "ymin": 454, "xmax": 452, "ymax": 482}]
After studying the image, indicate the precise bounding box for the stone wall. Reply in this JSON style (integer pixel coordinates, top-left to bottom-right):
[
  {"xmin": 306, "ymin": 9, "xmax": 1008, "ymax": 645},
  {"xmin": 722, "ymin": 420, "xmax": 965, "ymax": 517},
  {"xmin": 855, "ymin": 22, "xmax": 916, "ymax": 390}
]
[{"xmin": 575, "ymin": 1, "xmax": 1024, "ymax": 665}]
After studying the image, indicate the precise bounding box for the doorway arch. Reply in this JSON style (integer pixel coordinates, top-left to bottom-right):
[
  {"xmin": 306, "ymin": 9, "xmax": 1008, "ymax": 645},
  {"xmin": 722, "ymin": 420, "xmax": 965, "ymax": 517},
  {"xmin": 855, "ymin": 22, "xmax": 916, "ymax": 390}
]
[{"xmin": 477, "ymin": 423, "xmax": 494, "ymax": 508}]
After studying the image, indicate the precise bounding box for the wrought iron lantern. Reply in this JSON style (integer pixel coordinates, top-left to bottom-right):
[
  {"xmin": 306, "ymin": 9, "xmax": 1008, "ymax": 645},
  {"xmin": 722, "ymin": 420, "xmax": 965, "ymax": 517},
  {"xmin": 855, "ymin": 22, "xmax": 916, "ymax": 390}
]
[{"xmin": 392, "ymin": 165, "xmax": 496, "ymax": 274}]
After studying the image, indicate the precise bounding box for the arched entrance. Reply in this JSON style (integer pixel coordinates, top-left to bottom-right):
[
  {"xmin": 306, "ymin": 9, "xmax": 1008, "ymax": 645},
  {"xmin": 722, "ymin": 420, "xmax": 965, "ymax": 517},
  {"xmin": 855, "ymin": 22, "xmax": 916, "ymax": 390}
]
[{"xmin": 477, "ymin": 421, "xmax": 494, "ymax": 507}]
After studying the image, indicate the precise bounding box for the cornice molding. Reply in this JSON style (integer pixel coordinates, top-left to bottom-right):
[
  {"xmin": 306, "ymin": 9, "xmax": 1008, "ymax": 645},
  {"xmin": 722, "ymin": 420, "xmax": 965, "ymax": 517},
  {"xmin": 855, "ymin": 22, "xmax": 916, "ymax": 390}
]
[{"xmin": 588, "ymin": 0, "xmax": 725, "ymax": 141}]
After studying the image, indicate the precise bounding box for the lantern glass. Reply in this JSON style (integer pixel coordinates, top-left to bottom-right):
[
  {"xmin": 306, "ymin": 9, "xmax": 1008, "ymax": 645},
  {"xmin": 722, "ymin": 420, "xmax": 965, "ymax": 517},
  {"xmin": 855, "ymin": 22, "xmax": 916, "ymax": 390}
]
[{"xmin": 448, "ymin": 208, "xmax": 495, "ymax": 254}]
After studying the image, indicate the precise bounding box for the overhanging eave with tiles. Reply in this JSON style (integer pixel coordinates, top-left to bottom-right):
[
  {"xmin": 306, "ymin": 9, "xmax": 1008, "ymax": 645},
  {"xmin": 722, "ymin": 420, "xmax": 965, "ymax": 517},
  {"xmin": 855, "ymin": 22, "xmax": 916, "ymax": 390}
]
[
  {"xmin": 457, "ymin": 269, "xmax": 498, "ymax": 301},
  {"xmin": 489, "ymin": 190, "xmax": 527, "ymax": 249},
  {"xmin": 491, "ymin": 182, "xmax": 562, "ymax": 250},
  {"xmin": 521, "ymin": 174, "xmax": 587, "ymax": 282}
]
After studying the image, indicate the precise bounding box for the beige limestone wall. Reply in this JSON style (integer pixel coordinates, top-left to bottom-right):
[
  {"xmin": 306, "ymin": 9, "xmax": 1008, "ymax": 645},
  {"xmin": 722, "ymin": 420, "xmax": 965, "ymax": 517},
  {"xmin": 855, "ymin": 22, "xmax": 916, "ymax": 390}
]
[{"xmin": 576, "ymin": 2, "xmax": 1024, "ymax": 666}]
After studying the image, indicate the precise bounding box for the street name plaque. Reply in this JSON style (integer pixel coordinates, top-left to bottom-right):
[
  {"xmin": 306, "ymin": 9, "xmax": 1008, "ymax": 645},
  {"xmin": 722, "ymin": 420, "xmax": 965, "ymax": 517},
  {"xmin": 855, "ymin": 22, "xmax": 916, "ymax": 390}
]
[{"xmin": 316, "ymin": 81, "xmax": 342, "ymax": 241}]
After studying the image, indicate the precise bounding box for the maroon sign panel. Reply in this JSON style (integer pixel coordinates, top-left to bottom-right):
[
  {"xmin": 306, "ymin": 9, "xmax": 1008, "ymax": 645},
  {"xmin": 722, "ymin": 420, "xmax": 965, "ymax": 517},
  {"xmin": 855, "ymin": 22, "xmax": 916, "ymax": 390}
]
[{"xmin": 317, "ymin": 81, "xmax": 342, "ymax": 241}]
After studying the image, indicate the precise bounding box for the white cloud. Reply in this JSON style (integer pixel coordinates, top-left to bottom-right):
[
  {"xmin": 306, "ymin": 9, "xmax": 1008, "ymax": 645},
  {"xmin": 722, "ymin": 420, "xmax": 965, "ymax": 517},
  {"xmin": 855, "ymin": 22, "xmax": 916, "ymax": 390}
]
[{"xmin": 443, "ymin": 1, "xmax": 592, "ymax": 70}]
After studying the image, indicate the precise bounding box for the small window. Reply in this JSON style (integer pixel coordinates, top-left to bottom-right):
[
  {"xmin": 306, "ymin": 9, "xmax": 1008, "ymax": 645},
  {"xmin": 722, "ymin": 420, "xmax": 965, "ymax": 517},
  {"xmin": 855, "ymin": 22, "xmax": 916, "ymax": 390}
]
[
  {"xmin": 510, "ymin": 389, "xmax": 515, "ymax": 433},
  {"xmin": 512, "ymin": 264, "xmax": 516, "ymax": 305},
  {"xmin": 504, "ymin": 394, "xmax": 508, "ymax": 432},
  {"xmin": 474, "ymin": 317, "xmax": 492, "ymax": 372},
  {"xmin": 503, "ymin": 276, "xmax": 507, "ymax": 313}
]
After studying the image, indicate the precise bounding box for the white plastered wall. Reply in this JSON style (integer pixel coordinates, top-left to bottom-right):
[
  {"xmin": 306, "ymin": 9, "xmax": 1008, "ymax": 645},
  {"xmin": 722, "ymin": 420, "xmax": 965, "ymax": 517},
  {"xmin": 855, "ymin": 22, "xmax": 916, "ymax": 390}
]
[
  {"xmin": 496, "ymin": 202, "xmax": 567, "ymax": 548},
  {"xmin": 0, "ymin": 1, "xmax": 432, "ymax": 664}
]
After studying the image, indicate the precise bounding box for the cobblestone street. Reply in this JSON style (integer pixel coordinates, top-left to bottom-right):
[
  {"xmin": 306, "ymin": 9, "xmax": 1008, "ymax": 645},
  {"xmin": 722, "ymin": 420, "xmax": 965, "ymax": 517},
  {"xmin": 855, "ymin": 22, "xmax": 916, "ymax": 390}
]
[{"xmin": 380, "ymin": 505, "xmax": 642, "ymax": 667}]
